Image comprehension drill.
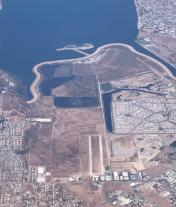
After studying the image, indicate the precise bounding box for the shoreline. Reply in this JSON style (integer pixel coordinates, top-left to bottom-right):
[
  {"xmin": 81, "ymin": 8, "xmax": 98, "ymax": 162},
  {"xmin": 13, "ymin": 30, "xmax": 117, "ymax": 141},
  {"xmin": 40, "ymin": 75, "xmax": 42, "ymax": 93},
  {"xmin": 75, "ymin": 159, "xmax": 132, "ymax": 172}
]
[
  {"xmin": 136, "ymin": 41, "xmax": 176, "ymax": 70},
  {"xmin": 27, "ymin": 43, "xmax": 176, "ymax": 104}
]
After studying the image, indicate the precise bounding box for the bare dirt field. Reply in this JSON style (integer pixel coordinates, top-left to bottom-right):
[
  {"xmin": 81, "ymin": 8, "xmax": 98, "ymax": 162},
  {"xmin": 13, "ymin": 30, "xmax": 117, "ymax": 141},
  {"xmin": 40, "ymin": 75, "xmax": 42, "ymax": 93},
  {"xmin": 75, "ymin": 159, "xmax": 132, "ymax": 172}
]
[
  {"xmin": 52, "ymin": 107, "xmax": 106, "ymax": 177},
  {"xmin": 68, "ymin": 182, "xmax": 112, "ymax": 207},
  {"xmin": 143, "ymin": 188, "xmax": 173, "ymax": 207},
  {"xmin": 27, "ymin": 99, "xmax": 108, "ymax": 177},
  {"xmin": 25, "ymin": 122, "xmax": 53, "ymax": 172}
]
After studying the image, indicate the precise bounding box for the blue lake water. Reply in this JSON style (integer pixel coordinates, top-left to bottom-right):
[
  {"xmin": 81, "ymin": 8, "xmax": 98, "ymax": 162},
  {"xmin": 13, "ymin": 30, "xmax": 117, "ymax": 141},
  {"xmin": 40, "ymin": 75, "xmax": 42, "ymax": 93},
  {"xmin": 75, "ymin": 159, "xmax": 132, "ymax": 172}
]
[{"xmin": 0, "ymin": 0, "xmax": 138, "ymax": 88}]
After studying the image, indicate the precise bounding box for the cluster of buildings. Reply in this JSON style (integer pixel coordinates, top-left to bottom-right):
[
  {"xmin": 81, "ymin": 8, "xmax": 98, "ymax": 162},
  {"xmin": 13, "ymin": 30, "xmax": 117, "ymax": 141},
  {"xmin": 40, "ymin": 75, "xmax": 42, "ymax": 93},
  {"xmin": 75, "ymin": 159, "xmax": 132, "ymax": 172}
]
[
  {"xmin": 107, "ymin": 188, "xmax": 144, "ymax": 207},
  {"xmin": 0, "ymin": 117, "xmax": 26, "ymax": 181},
  {"xmin": 106, "ymin": 168, "xmax": 176, "ymax": 207},
  {"xmin": 27, "ymin": 117, "xmax": 52, "ymax": 123},
  {"xmin": 0, "ymin": 116, "xmax": 26, "ymax": 206},
  {"xmin": 148, "ymin": 169, "xmax": 176, "ymax": 205},
  {"xmin": 92, "ymin": 170, "xmax": 143, "ymax": 183},
  {"xmin": 136, "ymin": 0, "xmax": 176, "ymax": 40},
  {"xmin": 25, "ymin": 167, "xmax": 85, "ymax": 206},
  {"xmin": 111, "ymin": 90, "xmax": 176, "ymax": 134},
  {"xmin": 107, "ymin": 169, "xmax": 176, "ymax": 206},
  {"xmin": 0, "ymin": 71, "xmax": 17, "ymax": 90},
  {"xmin": 22, "ymin": 183, "xmax": 85, "ymax": 207},
  {"xmin": 29, "ymin": 166, "xmax": 49, "ymax": 183},
  {"xmin": 0, "ymin": 183, "xmax": 23, "ymax": 207},
  {"xmin": 0, "ymin": 118, "xmax": 25, "ymax": 151}
]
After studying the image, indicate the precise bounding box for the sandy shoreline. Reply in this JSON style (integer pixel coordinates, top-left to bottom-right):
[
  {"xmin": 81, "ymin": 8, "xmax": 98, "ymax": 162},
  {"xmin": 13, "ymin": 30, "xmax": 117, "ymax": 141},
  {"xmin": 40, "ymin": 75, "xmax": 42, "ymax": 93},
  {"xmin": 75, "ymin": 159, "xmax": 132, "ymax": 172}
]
[{"xmin": 27, "ymin": 43, "xmax": 176, "ymax": 104}]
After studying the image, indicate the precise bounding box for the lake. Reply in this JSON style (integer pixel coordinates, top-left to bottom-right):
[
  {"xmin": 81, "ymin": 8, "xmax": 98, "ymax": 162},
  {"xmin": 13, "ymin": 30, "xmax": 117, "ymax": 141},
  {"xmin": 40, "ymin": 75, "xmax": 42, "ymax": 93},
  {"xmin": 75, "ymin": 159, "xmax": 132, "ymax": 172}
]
[{"xmin": 0, "ymin": 0, "xmax": 138, "ymax": 91}]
